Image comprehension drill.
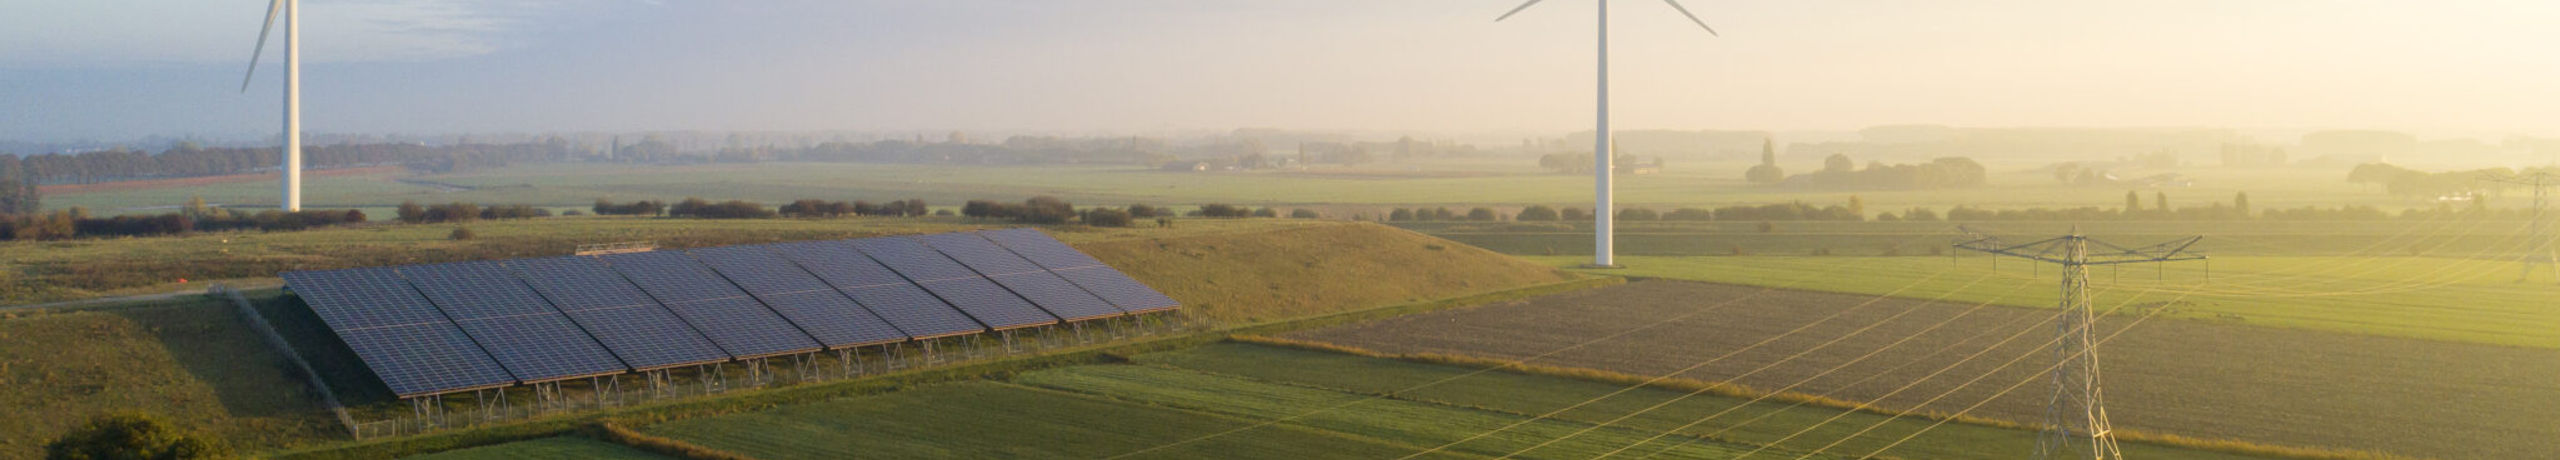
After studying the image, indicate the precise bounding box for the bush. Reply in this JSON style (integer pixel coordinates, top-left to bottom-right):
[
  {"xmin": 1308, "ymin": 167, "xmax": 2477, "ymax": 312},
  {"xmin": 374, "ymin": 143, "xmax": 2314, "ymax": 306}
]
[
  {"xmin": 1252, "ymin": 207, "xmax": 1280, "ymax": 218},
  {"xmin": 1389, "ymin": 208, "xmax": 1416, "ymax": 221},
  {"xmin": 424, "ymin": 202, "xmax": 480, "ymax": 223},
  {"xmin": 781, "ymin": 199, "xmax": 856, "ymax": 218},
  {"xmin": 1515, "ymin": 205, "xmax": 1559, "ymax": 221},
  {"xmin": 1466, "ymin": 207, "xmax": 1499, "ymax": 221},
  {"xmin": 478, "ymin": 204, "xmax": 546, "ymax": 220},
  {"xmin": 593, "ymin": 198, "xmax": 666, "ymax": 216},
  {"xmin": 1128, "ymin": 203, "xmax": 1164, "ymax": 218},
  {"xmin": 668, "ymin": 197, "xmax": 776, "ymax": 219},
  {"xmin": 1559, "ymin": 207, "xmax": 1588, "ymax": 221},
  {"xmin": 44, "ymin": 412, "xmax": 228, "ymax": 460},
  {"xmin": 396, "ymin": 201, "xmax": 426, "ymax": 223},
  {"xmin": 1021, "ymin": 196, "xmax": 1077, "ymax": 224},
  {"xmin": 449, "ymin": 227, "xmax": 475, "ymax": 240},
  {"xmin": 1616, "ymin": 208, "xmax": 1659, "ymax": 221},
  {"xmin": 1197, "ymin": 203, "xmax": 1252, "ymax": 218},
  {"xmin": 1082, "ymin": 208, "xmax": 1134, "ymax": 227},
  {"xmin": 1289, "ymin": 208, "xmax": 1321, "ymax": 219}
]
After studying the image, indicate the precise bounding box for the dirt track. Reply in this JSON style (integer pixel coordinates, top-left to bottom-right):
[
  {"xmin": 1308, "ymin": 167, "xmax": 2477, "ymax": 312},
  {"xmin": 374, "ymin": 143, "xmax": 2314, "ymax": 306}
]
[{"xmin": 1290, "ymin": 280, "xmax": 2560, "ymax": 459}]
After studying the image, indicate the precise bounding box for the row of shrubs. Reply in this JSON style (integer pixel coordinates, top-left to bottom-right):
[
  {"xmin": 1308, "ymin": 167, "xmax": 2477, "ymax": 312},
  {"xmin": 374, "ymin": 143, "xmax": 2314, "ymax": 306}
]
[
  {"xmin": 1, "ymin": 207, "xmax": 366, "ymax": 241},
  {"xmin": 394, "ymin": 201, "xmax": 551, "ymax": 224}
]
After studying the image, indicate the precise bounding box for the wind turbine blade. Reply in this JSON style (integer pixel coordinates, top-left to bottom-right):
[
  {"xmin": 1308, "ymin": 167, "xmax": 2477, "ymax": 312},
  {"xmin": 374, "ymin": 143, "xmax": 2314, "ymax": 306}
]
[
  {"xmin": 1494, "ymin": 0, "xmax": 1546, "ymax": 22},
  {"xmin": 240, "ymin": 0, "xmax": 282, "ymax": 93},
  {"xmin": 1661, "ymin": 0, "xmax": 1720, "ymax": 36}
]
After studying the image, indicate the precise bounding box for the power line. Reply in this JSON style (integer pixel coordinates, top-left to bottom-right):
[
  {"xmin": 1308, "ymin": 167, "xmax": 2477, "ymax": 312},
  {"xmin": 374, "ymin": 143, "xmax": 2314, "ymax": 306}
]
[
  {"xmin": 2482, "ymin": 171, "xmax": 2558, "ymax": 283},
  {"xmin": 1954, "ymin": 227, "xmax": 2204, "ymax": 460}
]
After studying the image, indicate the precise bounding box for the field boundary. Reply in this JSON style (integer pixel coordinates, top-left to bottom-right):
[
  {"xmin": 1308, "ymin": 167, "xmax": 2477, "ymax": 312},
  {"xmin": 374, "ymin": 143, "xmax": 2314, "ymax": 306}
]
[
  {"xmin": 214, "ymin": 283, "xmax": 360, "ymax": 438},
  {"xmin": 263, "ymin": 276, "xmax": 1620, "ymax": 459},
  {"xmin": 1228, "ymin": 335, "xmax": 2412, "ymax": 460}
]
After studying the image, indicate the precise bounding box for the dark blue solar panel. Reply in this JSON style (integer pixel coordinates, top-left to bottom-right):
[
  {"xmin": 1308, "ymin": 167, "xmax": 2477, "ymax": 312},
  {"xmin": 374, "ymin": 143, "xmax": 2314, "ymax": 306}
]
[
  {"xmin": 851, "ymin": 237, "xmax": 1059, "ymax": 329},
  {"xmin": 977, "ymin": 229, "xmax": 1181, "ymax": 314},
  {"xmin": 1055, "ymin": 266, "xmax": 1182, "ymax": 313},
  {"xmin": 916, "ymin": 233, "xmax": 1044, "ymax": 275},
  {"xmin": 850, "ymin": 237, "xmax": 978, "ymax": 281},
  {"xmin": 912, "ymin": 276, "xmax": 1059, "ymax": 329},
  {"xmin": 690, "ymin": 245, "xmax": 908, "ymax": 348},
  {"xmin": 508, "ymin": 257, "xmax": 729, "ymax": 369},
  {"xmin": 988, "ymin": 271, "xmax": 1126, "ymax": 320},
  {"xmin": 396, "ymin": 261, "xmax": 630, "ymax": 381},
  {"xmin": 979, "ymin": 227, "xmax": 1107, "ymax": 270},
  {"xmin": 335, "ymin": 324, "xmax": 520, "ymax": 397},
  {"xmin": 282, "ymin": 268, "xmax": 451, "ymax": 329},
  {"xmin": 659, "ymin": 296, "xmax": 820, "ymax": 358},
  {"xmin": 599, "ymin": 251, "xmax": 821, "ymax": 358},
  {"xmin": 920, "ymin": 233, "xmax": 1124, "ymax": 320},
  {"xmin": 282, "ymin": 267, "xmax": 515, "ymax": 396},
  {"xmin": 769, "ymin": 240, "xmax": 987, "ymax": 339},
  {"xmin": 598, "ymin": 251, "xmax": 751, "ymax": 303}
]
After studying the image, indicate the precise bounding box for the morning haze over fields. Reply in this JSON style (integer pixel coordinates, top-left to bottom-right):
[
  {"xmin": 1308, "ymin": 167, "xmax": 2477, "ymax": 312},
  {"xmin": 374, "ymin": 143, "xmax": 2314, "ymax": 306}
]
[{"xmin": 2, "ymin": 1, "xmax": 2553, "ymax": 460}]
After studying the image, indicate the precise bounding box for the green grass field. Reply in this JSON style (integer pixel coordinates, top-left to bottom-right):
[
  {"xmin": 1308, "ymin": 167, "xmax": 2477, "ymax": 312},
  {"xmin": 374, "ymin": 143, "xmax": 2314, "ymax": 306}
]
[
  {"xmin": 400, "ymin": 436, "xmax": 664, "ymax": 460},
  {"xmin": 1137, "ymin": 342, "xmax": 2288, "ymax": 460},
  {"xmin": 642, "ymin": 382, "xmax": 1466, "ymax": 459},
  {"xmin": 627, "ymin": 342, "xmax": 2283, "ymax": 460},
  {"xmin": 1527, "ymin": 255, "xmax": 2560, "ymax": 348}
]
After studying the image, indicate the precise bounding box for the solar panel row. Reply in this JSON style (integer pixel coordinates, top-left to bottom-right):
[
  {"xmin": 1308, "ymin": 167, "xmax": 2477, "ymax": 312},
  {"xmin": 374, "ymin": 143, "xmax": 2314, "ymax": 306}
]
[{"xmin": 280, "ymin": 229, "xmax": 1178, "ymax": 398}]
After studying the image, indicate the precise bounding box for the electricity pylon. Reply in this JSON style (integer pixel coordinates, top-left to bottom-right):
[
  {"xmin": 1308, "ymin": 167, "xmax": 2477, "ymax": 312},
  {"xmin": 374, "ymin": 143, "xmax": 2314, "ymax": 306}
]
[
  {"xmin": 1956, "ymin": 227, "xmax": 2205, "ymax": 460},
  {"xmin": 2483, "ymin": 171, "xmax": 2557, "ymax": 283}
]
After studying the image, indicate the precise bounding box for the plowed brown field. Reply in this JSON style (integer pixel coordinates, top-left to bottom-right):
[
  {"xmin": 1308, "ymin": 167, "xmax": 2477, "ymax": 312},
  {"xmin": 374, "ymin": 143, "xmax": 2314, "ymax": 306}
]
[{"xmin": 1289, "ymin": 280, "xmax": 2559, "ymax": 459}]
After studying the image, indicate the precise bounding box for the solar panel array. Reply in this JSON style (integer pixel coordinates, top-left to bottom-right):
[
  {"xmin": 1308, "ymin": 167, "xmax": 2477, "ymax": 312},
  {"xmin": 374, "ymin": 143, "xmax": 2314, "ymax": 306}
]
[
  {"xmin": 280, "ymin": 229, "xmax": 1177, "ymax": 398},
  {"xmin": 983, "ymin": 228, "xmax": 1182, "ymax": 313}
]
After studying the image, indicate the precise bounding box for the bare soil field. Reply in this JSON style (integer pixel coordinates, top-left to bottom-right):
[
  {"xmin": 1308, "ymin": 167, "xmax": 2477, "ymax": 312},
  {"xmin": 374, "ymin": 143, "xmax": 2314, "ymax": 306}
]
[{"xmin": 1289, "ymin": 280, "xmax": 2560, "ymax": 459}]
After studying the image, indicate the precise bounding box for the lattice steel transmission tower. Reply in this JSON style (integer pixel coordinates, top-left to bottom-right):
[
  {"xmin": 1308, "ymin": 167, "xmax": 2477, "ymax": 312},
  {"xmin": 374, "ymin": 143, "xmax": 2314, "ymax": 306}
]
[
  {"xmin": 1956, "ymin": 227, "xmax": 2205, "ymax": 460},
  {"xmin": 2484, "ymin": 172, "xmax": 2557, "ymax": 283}
]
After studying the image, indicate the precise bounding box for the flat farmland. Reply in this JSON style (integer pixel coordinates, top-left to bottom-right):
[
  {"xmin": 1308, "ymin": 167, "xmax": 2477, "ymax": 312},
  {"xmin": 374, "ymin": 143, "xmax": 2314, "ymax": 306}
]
[
  {"xmin": 1288, "ymin": 281, "xmax": 2560, "ymax": 459},
  {"xmin": 1525, "ymin": 255, "xmax": 2560, "ymax": 348}
]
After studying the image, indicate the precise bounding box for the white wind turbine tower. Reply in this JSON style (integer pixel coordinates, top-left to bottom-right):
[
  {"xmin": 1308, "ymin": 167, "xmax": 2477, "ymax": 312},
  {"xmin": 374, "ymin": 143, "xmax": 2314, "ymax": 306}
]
[
  {"xmin": 240, "ymin": 0, "xmax": 303, "ymax": 211},
  {"xmin": 1497, "ymin": 0, "xmax": 1717, "ymax": 268}
]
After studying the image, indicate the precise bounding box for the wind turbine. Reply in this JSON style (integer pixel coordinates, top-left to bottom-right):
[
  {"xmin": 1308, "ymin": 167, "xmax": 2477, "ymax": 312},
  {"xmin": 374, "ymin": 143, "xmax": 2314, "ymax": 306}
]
[
  {"xmin": 1497, "ymin": 0, "xmax": 1717, "ymax": 268},
  {"xmin": 240, "ymin": 0, "xmax": 302, "ymax": 211}
]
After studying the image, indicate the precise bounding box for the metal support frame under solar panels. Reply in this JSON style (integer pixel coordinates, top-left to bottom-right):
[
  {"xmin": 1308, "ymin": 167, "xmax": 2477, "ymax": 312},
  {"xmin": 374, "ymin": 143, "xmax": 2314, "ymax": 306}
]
[
  {"xmin": 598, "ymin": 251, "xmax": 824, "ymax": 359},
  {"xmin": 914, "ymin": 232, "xmax": 1127, "ymax": 321},
  {"xmin": 395, "ymin": 261, "xmax": 630, "ymax": 384},
  {"xmin": 849, "ymin": 237, "xmax": 1062, "ymax": 331},
  {"xmin": 281, "ymin": 268, "xmax": 517, "ymax": 398},
  {"xmin": 768, "ymin": 240, "xmax": 989, "ymax": 340},
  {"xmin": 687, "ymin": 244, "xmax": 910, "ymax": 348},
  {"xmin": 508, "ymin": 256, "xmax": 730, "ymax": 372},
  {"xmin": 979, "ymin": 228, "xmax": 1182, "ymax": 314}
]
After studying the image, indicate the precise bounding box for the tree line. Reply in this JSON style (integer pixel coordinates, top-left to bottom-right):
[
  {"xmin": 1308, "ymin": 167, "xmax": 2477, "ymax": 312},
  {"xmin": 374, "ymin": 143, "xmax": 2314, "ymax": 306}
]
[
  {"xmin": 2347, "ymin": 163, "xmax": 2560, "ymax": 198},
  {"xmin": 1, "ymin": 197, "xmax": 365, "ymax": 241},
  {"xmin": 9, "ymin": 141, "xmax": 574, "ymax": 185}
]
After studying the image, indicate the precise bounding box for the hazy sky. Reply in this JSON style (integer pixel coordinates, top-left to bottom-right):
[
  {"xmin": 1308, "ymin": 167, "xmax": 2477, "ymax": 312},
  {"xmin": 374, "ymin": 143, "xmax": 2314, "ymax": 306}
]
[{"xmin": 3, "ymin": 0, "xmax": 2555, "ymax": 142}]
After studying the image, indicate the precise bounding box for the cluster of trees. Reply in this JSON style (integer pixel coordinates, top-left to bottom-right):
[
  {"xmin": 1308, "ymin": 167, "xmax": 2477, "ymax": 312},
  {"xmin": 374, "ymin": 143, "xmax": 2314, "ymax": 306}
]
[
  {"xmin": 0, "ymin": 155, "xmax": 38, "ymax": 214},
  {"xmin": 1745, "ymin": 139, "xmax": 1785, "ymax": 184},
  {"xmin": 2347, "ymin": 163, "xmax": 2556, "ymax": 198},
  {"xmin": 778, "ymin": 199, "xmax": 928, "ymax": 218},
  {"xmin": 1, "ymin": 199, "xmax": 365, "ymax": 241},
  {"xmin": 1778, "ymin": 155, "xmax": 1988, "ymax": 190},
  {"xmin": 394, "ymin": 201, "xmax": 548, "ymax": 224}
]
